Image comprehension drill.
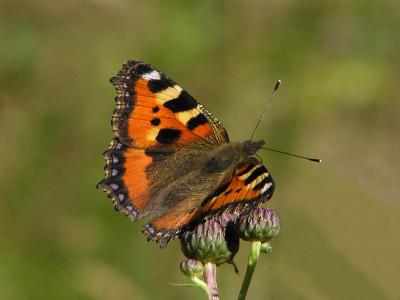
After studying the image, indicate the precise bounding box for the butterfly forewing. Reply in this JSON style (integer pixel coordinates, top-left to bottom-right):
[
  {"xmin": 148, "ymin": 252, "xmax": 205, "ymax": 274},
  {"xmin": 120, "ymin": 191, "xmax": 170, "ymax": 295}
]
[
  {"xmin": 111, "ymin": 60, "xmax": 229, "ymax": 147},
  {"xmin": 144, "ymin": 158, "xmax": 274, "ymax": 247}
]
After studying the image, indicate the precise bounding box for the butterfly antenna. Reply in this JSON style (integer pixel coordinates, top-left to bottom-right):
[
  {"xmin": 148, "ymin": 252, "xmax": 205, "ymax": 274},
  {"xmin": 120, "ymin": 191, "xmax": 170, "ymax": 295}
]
[
  {"xmin": 260, "ymin": 147, "xmax": 322, "ymax": 163},
  {"xmin": 249, "ymin": 80, "xmax": 281, "ymax": 141}
]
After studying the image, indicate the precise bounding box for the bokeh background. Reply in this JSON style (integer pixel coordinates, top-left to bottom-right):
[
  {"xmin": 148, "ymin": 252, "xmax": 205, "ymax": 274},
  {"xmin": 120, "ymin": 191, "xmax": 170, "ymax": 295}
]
[{"xmin": 1, "ymin": 0, "xmax": 399, "ymax": 299}]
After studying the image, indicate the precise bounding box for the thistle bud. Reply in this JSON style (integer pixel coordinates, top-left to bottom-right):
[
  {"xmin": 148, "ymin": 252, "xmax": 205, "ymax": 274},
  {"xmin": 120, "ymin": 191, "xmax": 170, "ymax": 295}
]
[
  {"xmin": 260, "ymin": 242, "xmax": 272, "ymax": 253},
  {"xmin": 180, "ymin": 214, "xmax": 239, "ymax": 266},
  {"xmin": 239, "ymin": 206, "xmax": 280, "ymax": 242},
  {"xmin": 180, "ymin": 259, "xmax": 204, "ymax": 278}
]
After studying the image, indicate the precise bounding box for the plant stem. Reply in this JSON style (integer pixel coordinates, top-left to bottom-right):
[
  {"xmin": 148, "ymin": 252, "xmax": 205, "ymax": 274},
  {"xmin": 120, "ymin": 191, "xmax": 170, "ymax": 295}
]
[
  {"xmin": 171, "ymin": 275, "xmax": 210, "ymax": 298},
  {"xmin": 238, "ymin": 241, "xmax": 261, "ymax": 300},
  {"xmin": 204, "ymin": 262, "xmax": 219, "ymax": 300},
  {"xmin": 191, "ymin": 276, "xmax": 212, "ymax": 298}
]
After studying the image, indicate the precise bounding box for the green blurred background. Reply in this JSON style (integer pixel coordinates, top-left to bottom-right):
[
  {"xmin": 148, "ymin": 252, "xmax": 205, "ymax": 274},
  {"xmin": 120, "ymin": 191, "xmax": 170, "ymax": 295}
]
[{"xmin": 1, "ymin": 0, "xmax": 399, "ymax": 299}]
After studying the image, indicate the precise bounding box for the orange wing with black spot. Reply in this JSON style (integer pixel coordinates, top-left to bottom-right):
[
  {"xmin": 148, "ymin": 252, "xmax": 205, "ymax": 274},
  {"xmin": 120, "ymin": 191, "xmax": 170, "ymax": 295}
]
[
  {"xmin": 111, "ymin": 60, "xmax": 229, "ymax": 147},
  {"xmin": 97, "ymin": 61, "xmax": 229, "ymax": 222}
]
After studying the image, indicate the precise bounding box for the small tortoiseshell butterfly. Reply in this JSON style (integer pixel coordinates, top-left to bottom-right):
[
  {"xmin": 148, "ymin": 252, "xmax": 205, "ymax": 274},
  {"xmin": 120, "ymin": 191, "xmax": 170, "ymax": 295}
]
[{"xmin": 97, "ymin": 61, "xmax": 274, "ymax": 247}]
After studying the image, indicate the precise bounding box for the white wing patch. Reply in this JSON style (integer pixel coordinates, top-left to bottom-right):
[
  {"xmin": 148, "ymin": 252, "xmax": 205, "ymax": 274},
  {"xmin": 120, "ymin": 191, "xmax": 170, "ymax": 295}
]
[{"xmin": 142, "ymin": 70, "xmax": 161, "ymax": 81}]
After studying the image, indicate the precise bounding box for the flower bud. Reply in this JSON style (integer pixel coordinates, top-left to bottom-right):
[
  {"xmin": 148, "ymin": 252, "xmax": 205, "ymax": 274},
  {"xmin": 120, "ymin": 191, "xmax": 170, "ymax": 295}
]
[
  {"xmin": 180, "ymin": 259, "xmax": 204, "ymax": 278},
  {"xmin": 260, "ymin": 242, "xmax": 272, "ymax": 253},
  {"xmin": 180, "ymin": 214, "xmax": 239, "ymax": 266},
  {"xmin": 239, "ymin": 206, "xmax": 280, "ymax": 242}
]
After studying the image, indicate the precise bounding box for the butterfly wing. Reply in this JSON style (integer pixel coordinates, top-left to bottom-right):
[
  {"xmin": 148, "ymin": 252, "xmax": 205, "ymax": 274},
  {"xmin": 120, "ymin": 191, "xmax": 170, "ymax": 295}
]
[
  {"xmin": 110, "ymin": 60, "xmax": 229, "ymax": 147},
  {"xmin": 97, "ymin": 61, "xmax": 229, "ymax": 222},
  {"xmin": 199, "ymin": 159, "xmax": 275, "ymax": 213},
  {"xmin": 145, "ymin": 158, "xmax": 275, "ymax": 247}
]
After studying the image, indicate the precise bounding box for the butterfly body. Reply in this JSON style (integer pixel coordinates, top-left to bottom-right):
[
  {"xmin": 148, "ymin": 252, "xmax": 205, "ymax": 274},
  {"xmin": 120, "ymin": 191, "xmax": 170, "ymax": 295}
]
[{"xmin": 98, "ymin": 61, "xmax": 275, "ymax": 247}]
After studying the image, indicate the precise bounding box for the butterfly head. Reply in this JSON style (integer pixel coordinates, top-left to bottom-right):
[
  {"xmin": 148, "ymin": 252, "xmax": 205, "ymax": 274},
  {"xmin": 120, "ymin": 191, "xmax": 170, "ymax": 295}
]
[
  {"xmin": 205, "ymin": 140, "xmax": 265, "ymax": 173},
  {"xmin": 242, "ymin": 140, "xmax": 266, "ymax": 156}
]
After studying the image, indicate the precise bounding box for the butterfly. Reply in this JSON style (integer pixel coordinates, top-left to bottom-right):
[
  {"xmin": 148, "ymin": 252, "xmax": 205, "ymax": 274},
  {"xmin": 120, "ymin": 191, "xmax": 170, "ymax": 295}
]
[{"xmin": 97, "ymin": 61, "xmax": 275, "ymax": 248}]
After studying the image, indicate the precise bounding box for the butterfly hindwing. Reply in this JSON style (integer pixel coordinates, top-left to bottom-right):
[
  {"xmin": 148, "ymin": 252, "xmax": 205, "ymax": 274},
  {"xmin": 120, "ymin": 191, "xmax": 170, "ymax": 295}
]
[{"xmin": 97, "ymin": 138, "xmax": 156, "ymax": 220}]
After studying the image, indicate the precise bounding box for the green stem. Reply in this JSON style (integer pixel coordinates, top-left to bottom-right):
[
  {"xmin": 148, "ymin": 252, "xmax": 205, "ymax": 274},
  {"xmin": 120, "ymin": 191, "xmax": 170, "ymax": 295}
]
[
  {"xmin": 190, "ymin": 276, "xmax": 212, "ymax": 299},
  {"xmin": 238, "ymin": 241, "xmax": 261, "ymax": 300},
  {"xmin": 172, "ymin": 275, "xmax": 210, "ymax": 298}
]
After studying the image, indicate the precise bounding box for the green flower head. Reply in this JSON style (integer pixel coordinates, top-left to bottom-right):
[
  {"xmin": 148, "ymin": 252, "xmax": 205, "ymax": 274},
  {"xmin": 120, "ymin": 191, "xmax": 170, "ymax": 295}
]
[{"xmin": 180, "ymin": 213, "xmax": 239, "ymax": 266}]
